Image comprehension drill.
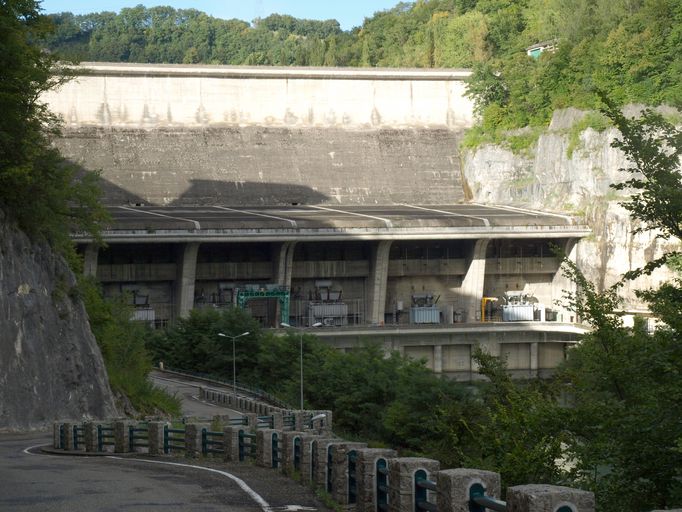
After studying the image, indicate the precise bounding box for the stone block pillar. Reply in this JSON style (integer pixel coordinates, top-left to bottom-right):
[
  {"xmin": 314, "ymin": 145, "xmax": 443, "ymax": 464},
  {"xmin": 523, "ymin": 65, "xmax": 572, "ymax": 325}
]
[
  {"xmin": 308, "ymin": 410, "xmax": 333, "ymax": 433},
  {"xmin": 53, "ymin": 422, "xmax": 63, "ymax": 449},
  {"xmin": 84, "ymin": 422, "xmax": 98, "ymax": 452},
  {"xmin": 355, "ymin": 448, "xmax": 398, "ymax": 512},
  {"xmin": 273, "ymin": 241, "xmax": 296, "ymax": 289},
  {"xmin": 83, "ymin": 244, "xmax": 99, "ymax": 277},
  {"xmin": 436, "ymin": 468, "xmax": 501, "ymax": 512},
  {"xmin": 271, "ymin": 412, "xmax": 284, "ymax": 430},
  {"xmin": 312, "ymin": 439, "xmax": 343, "ymax": 491},
  {"xmin": 243, "ymin": 413, "xmax": 259, "ymax": 428},
  {"xmin": 223, "ymin": 426, "xmax": 242, "ymax": 462},
  {"xmin": 460, "ymin": 239, "xmax": 489, "ymax": 323},
  {"xmin": 175, "ymin": 242, "xmax": 199, "ymax": 319},
  {"xmin": 301, "ymin": 436, "xmax": 333, "ymax": 485},
  {"xmin": 63, "ymin": 423, "xmax": 75, "ymax": 451},
  {"xmin": 506, "ymin": 484, "xmax": 595, "ymax": 512},
  {"xmin": 147, "ymin": 421, "xmax": 166, "ymax": 455},
  {"xmin": 331, "ymin": 442, "xmax": 369, "ymax": 507},
  {"xmin": 113, "ymin": 421, "xmax": 130, "ymax": 453},
  {"xmin": 281, "ymin": 431, "xmax": 304, "ymax": 476},
  {"xmin": 184, "ymin": 423, "xmax": 201, "ymax": 458},
  {"xmin": 368, "ymin": 240, "xmax": 392, "ymax": 325},
  {"xmin": 256, "ymin": 428, "xmax": 283, "ymax": 468},
  {"xmin": 387, "ymin": 457, "xmax": 440, "ymax": 512}
]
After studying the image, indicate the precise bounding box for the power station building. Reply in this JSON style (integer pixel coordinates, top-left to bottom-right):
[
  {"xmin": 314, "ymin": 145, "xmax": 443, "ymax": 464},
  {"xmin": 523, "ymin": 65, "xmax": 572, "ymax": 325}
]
[{"xmin": 46, "ymin": 63, "xmax": 591, "ymax": 380}]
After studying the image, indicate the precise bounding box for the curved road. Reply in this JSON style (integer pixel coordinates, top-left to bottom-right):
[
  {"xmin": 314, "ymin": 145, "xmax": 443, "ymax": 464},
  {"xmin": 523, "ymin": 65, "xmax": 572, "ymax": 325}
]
[{"xmin": 0, "ymin": 374, "xmax": 329, "ymax": 511}]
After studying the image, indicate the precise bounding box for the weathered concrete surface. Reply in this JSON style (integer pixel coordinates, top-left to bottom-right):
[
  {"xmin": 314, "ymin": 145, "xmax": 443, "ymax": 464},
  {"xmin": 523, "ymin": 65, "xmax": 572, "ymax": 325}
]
[
  {"xmin": 0, "ymin": 210, "xmax": 117, "ymax": 431},
  {"xmin": 56, "ymin": 126, "xmax": 466, "ymax": 206}
]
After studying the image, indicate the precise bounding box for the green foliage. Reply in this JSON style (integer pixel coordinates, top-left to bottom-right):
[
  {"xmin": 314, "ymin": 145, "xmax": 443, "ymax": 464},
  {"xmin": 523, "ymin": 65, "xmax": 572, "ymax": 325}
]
[
  {"xmin": 0, "ymin": 0, "xmax": 108, "ymax": 259},
  {"xmin": 565, "ymin": 111, "xmax": 611, "ymax": 158},
  {"xmin": 79, "ymin": 276, "xmax": 181, "ymax": 416}
]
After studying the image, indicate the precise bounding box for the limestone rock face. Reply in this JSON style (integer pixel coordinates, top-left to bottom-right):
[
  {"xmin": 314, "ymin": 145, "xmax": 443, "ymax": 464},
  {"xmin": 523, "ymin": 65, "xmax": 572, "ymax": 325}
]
[
  {"xmin": 463, "ymin": 108, "xmax": 679, "ymax": 310},
  {"xmin": 0, "ymin": 210, "xmax": 117, "ymax": 431}
]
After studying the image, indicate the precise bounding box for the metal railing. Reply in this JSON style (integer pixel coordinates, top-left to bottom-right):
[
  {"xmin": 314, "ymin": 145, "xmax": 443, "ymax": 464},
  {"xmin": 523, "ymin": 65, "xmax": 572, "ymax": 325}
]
[
  {"xmin": 293, "ymin": 437, "xmax": 302, "ymax": 472},
  {"xmin": 97, "ymin": 425, "xmax": 115, "ymax": 452},
  {"xmin": 348, "ymin": 450, "xmax": 358, "ymax": 504},
  {"xmin": 257, "ymin": 416, "xmax": 274, "ymax": 429},
  {"xmin": 238, "ymin": 430, "xmax": 257, "ymax": 461},
  {"xmin": 283, "ymin": 414, "xmax": 295, "ymax": 431},
  {"xmin": 376, "ymin": 458, "xmax": 389, "ymax": 512},
  {"xmin": 201, "ymin": 429, "xmax": 224, "ymax": 455},
  {"xmin": 129, "ymin": 424, "xmax": 149, "ymax": 451},
  {"xmin": 229, "ymin": 416, "xmax": 248, "ymax": 426},
  {"xmin": 164, "ymin": 425, "xmax": 186, "ymax": 454},
  {"xmin": 272, "ymin": 432, "xmax": 281, "ymax": 469},
  {"xmin": 415, "ymin": 470, "xmax": 437, "ymax": 512},
  {"xmin": 327, "ymin": 446, "xmax": 333, "ymax": 493}
]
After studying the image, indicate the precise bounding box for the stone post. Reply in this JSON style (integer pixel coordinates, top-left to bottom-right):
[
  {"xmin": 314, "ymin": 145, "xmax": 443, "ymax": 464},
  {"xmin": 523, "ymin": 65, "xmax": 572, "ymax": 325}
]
[
  {"xmin": 83, "ymin": 422, "xmax": 98, "ymax": 452},
  {"xmin": 332, "ymin": 442, "xmax": 369, "ymax": 507},
  {"xmin": 113, "ymin": 421, "xmax": 129, "ymax": 453},
  {"xmin": 355, "ymin": 448, "xmax": 398, "ymax": 512},
  {"xmin": 435, "ymin": 468, "xmax": 501, "ymax": 512},
  {"xmin": 184, "ymin": 423, "xmax": 202, "ymax": 458},
  {"xmin": 147, "ymin": 421, "xmax": 166, "ymax": 455},
  {"xmin": 308, "ymin": 410, "xmax": 333, "ymax": 433},
  {"xmin": 243, "ymin": 413, "xmax": 259, "ymax": 428},
  {"xmin": 387, "ymin": 457, "xmax": 440, "ymax": 512},
  {"xmin": 506, "ymin": 484, "xmax": 595, "ymax": 512},
  {"xmin": 280, "ymin": 431, "xmax": 304, "ymax": 476},
  {"xmin": 62, "ymin": 422, "xmax": 75, "ymax": 451},
  {"xmin": 223, "ymin": 426, "xmax": 242, "ymax": 462},
  {"xmin": 256, "ymin": 428, "xmax": 283, "ymax": 468},
  {"xmin": 272, "ymin": 412, "xmax": 284, "ymax": 430},
  {"xmin": 312, "ymin": 439, "xmax": 343, "ymax": 491},
  {"xmin": 368, "ymin": 240, "xmax": 392, "ymax": 325},
  {"xmin": 301, "ymin": 436, "xmax": 333, "ymax": 485},
  {"xmin": 53, "ymin": 422, "xmax": 63, "ymax": 449}
]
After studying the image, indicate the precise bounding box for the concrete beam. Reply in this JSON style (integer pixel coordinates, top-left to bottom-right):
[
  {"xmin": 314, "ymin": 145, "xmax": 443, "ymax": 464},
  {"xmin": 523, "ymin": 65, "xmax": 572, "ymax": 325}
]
[
  {"xmin": 175, "ymin": 242, "xmax": 199, "ymax": 319},
  {"xmin": 273, "ymin": 241, "xmax": 296, "ymax": 288},
  {"xmin": 460, "ymin": 239, "xmax": 489, "ymax": 323}
]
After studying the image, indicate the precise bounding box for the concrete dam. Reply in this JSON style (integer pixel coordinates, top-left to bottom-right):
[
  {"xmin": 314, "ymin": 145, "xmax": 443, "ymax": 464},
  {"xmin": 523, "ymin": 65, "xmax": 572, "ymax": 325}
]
[{"xmin": 45, "ymin": 63, "xmax": 590, "ymax": 380}]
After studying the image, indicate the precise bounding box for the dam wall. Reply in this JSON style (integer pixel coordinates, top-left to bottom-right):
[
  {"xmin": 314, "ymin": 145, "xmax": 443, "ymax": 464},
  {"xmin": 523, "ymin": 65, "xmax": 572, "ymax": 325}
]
[{"xmin": 44, "ymin": 63, "xmax": 474, "ymax": 206}]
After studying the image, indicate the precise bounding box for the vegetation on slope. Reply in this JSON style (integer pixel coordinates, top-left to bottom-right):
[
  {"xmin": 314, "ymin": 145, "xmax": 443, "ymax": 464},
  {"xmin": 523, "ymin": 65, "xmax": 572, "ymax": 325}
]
[
  {"xmin": 43, "ymin": 0, "xmax": 681, "ymax": 132},
  {"xmin": 0, "ymin": 0, "xmax": 178, "ymax": 416}
]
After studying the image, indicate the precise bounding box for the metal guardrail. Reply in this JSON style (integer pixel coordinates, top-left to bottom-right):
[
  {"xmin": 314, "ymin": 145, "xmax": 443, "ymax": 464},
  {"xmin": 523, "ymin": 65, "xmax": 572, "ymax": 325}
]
[
  {"xmin": 164, "ymin": 425, "xmax": 186, "ymax": 454},
  {"xmin": 157, "ymin": 366, "xmax": 290, "ymax": 409},
  {"xmin": 238, "ymin": 430, "xmax": 257, "ymax": 462},
  {"xmin": 293, "ymin": 437, "xmax": 302, "ymax": 471},
  {"xmin": 97, "ymin": 425, "xmax": 115, "ymax": 452},
  {"xmin": 376, "ymin": 458, "xmax": 389, "ymax": 512},
  {"xmin": 201, "ymin": 429, "xmax": 224, "ymax": 455},
  {"xmin": 272, "ymin": 432, "xmax": 281, "ymax": 469},
  {"xmin": 326, "ymin": 446, "xmax": 333, "ymax": 494},
  {"xmin": 283, "ymin": 414, "xmax": 295, "ymax": 431},
  {"xmin": 415, "ymin": 470, "xmax": 437, "ymax": 512},
  {"xmin": 229, "ymin": 417, "xmax": 248, "ymax": 426},
  {"xmin": 257, "ymin": 416, "xmax": 274, "ymax": 429},
  {"xmin": 129, "ymin": 425, "xmax": 149, "ymax": 451},
  {"xmin": 348, "ymin": 450, "xmax": 358, "ymax": 505},
  {"xmin": 72, "ymin": 425, "xmax": 85, "ymax": 450}
]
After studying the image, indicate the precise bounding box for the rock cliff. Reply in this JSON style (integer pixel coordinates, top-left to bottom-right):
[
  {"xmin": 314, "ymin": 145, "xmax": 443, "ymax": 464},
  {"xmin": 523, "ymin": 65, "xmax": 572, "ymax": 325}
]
[
  {"xmin": 462, "ymin": 108, "xmax": 680, "ymax": 310},
  {"xmin": 0, "ymin": 209, "xmax": 117, "ymax": 431}
]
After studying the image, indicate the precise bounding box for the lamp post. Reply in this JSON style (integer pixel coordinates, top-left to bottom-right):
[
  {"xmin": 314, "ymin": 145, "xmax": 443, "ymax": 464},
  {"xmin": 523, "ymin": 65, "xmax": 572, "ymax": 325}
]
[
  {"xmin": 217, "ymin": 331, "xmax": 250, "ymax": 403},
  {"xmin": 280, "ymin": 322, "xmax": 322, "ymax": 410}
]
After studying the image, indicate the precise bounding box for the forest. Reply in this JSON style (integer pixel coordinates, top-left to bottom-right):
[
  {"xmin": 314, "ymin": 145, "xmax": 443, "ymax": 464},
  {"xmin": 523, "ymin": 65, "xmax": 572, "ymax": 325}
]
[{"xmin": 44, "ymin": 0, "xmax": 682, "ymax": 130}]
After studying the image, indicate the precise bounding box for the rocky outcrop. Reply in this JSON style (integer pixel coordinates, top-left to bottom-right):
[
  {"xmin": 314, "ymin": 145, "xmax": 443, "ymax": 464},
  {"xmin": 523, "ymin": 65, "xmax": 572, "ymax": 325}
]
[
  {"xmin": 0, "ymin": 210, "xmax": 117, "ymax": 431},
  {"xmin": 463, "ymin": 108, "xmax": 680, "ymax": 310}
]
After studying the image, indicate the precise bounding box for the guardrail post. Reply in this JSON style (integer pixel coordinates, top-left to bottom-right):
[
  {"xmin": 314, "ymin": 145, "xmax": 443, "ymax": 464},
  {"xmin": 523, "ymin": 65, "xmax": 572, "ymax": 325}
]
[
  {"xmin": 355, "ymin": 448, "xmax": 398, "ymax": 512},
  {"xmin": 53, "ymin": 422, "xmax": 62, "ymax": 449},
  {"xmin": 184, "ymin": 423, "xmax": 201, "ymax": 457},
  {"xmin": 311, "ymin": 439, "xmax": 341, "ymax": 490},
  {"xmin": 280, "ymin": 431, "xmax": 304, "ymax": 476},
  {"xmin": 113, "ymin": 421, "xmax": 130, "ymax": 453},
  {"xmin": 83, "ymin": 422, "xmax": 98, "ymax": 452},
  {"xmin": 309, "ymin": 410, "xmax": 333, "ymax": 433},
  {"xmin": 506, "ymin": 484, "xmax": 595, "ymax": 512},
  {"xmin": 223, "ymin": 426, "xmax": 241, "ymax": 462},
  {"xmin": 436, "ymin": 468, "xmax": 501, "ymax": 512},
  {"xmin": 256, "ymin": 428, "xmax": 283, "ymax": 468},
  {"xmin": 147, "ymin": 421, "xmax": 166, "ymax": 455},
  {"xmin": 298, "ymin": 435, "xmax": 329, "ymax": 485},
  {"xmin": 271, "ymin": 412, "xmax": 284, "ymax": 430},
  {"xmin": 294, "ymin": 411, "xmax": 307, "ymax": 432},
  {"xmin": 244, "ymin": 413, "xmax": 258, "ymax": 428},
  {"xmin": 332, "ymin": 442, "xmax": 368, "ymax": 507},
  {"xmin": 63, "ymin": 423, "xmax": 75, "ymax": 450},
  {"xmin": 388, "ymin": 457, "xmax": 440, "ymax": 512}
]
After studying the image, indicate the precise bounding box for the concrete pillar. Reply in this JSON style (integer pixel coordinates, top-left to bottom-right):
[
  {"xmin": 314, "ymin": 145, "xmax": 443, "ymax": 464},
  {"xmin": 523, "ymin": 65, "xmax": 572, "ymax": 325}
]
[
  {"xmin": 175, "ymin": 242, "xmax": 199, "ymax": 319},
  {"xmin": 433, "ymin": 345, "xmax": 443, "ymax": 374},
  {"xmin": 83, "ymin": 244, "xmax": 99, "ymax": 277},
  {"xmin": 53, "ymin": 422, "xmax": 63, "ymax": 449},
  {"xmin": 506, "ymin": 484, "xmax": 595, "ymax": 512},
  {"xmin": 147, "ymin": 421, "xmax": 166, "ymax": 455},
  {"xmin": 435, "ymin": 468, "xmax": 501, "ymax": 512},
  {"xmin": 551, "ymin": 238, "xmax": 578, "ymax": 319},
  {"xmin": 387, "ymin": 457, "xmax": 440, "ymax": 512},
  {"xmin": 355, "ymin": 448, "xmax": 398, "ymax": 512},
  {"xmin": 530, "ymin": 342, "xmax": 539, "ymax": 377},
  {"xmin": 184, "ymin": 423, "xmax": 201, "ymax": 458},
  {"xmin": 84, "ymin": 422, "xmax": 98, "ymax": 452},
  {"xmin": 280, "ymin": 431, "xmax": 304, "ymax": 476},
  {"xmin": 368, "ymin": 240, "xmax": 392, "ymax": 325},
  {"xmin": 273, "ymin": 241, "xmax": 296, "ymax": 288},
  {"xmin": 331, "ymin": 442, "xmax": 369, "ymax": 506},
  {"xmin": 312, "ymin": 439, "xmax": 344, "ymax": 491},
  {"xmin": 301, "ymin": 436, "xmax": 333, "ymax": 485},
  {"xmin": 222, "ymin": 426, "xmax": 242, "ymax": 462},
  {"xmin": 113, "ymin": 421, "xmax": 130, "ymax": 453},
  {"xmin": 460, "ymin": 239, "xmax": 489, "ymax": 323}
]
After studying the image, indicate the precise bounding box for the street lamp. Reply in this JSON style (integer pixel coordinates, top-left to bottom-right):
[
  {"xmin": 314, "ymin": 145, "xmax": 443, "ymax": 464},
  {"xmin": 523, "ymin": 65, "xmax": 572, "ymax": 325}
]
[
  {"xmin": 217, "ymin": 331, "xmax": 250, "ymax": 403},
  {"xmin": 280, "ymin": 322, "xmax": 322, "ymax": 410}
]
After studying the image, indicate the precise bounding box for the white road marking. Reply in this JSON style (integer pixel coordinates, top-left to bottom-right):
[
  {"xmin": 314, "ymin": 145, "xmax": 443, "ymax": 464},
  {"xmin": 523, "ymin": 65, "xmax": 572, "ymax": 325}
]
[
  {"xmin": 400, "ymin": 203, "xmax": 490, "ymax": 227},
  {"xmin": 107, "ymin": 456, "xmax": 272, "ymax": 511},
  {"xmin": 23, "ymin": 443, "xmax": 49, "ymax": 455},
  {"xmin": 118, "ymin": 206, "xmax": 201, "ymax": 230},
  {"xmin": 306, "ymin": 205, "xmax": 393, "ymax": 228},
  {"xmin": 214, "ymin": 206, "xmax": 297, "ymax": 227}
]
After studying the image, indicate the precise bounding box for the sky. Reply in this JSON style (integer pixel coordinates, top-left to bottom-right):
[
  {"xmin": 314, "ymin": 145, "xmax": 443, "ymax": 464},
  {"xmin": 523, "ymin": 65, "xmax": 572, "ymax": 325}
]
[{"xmin": 39, "ymin": 0, "xmax": 402, "ymax": 30}]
